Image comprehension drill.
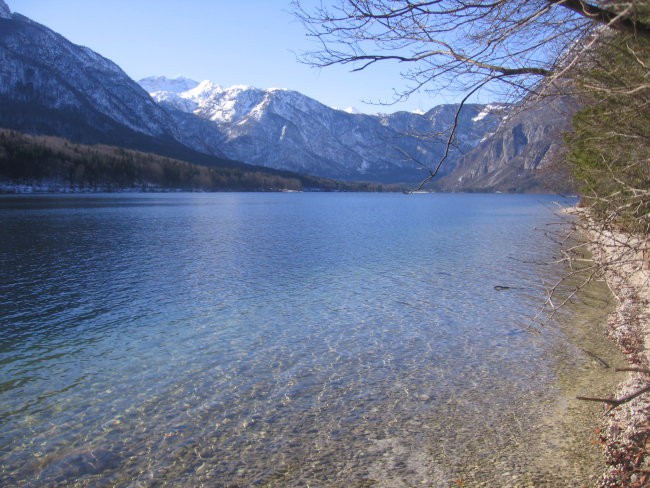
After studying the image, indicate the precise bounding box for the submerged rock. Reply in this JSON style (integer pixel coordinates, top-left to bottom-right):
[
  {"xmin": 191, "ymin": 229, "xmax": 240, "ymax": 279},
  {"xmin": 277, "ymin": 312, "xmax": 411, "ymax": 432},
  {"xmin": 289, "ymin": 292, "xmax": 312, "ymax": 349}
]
[
  {"xmin": 494, "ymin": 285, "xmax": 512, "ymax": 291},
  {"xmin": 38, "ymin": 448, "xmax": 122, "ymax": 483}
]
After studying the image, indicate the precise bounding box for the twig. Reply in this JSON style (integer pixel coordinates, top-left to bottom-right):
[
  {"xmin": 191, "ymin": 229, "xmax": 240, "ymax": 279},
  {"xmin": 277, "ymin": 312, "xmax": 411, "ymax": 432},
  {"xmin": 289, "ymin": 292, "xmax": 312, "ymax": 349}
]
[
  {"xmin": 577, "ymin": 384, "xmax": 650, "ymax": 412},
  {"xmin": 615, "ymin": 367, "xmax": 650, "ymax": 375}
]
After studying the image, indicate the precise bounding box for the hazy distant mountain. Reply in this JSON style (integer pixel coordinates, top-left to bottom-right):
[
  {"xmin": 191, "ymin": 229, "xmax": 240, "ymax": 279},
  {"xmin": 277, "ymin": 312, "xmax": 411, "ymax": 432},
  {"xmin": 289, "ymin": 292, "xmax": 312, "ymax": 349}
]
[
  {"xmin": 139, "ymin": 76, "xmax": 199, "ymax": 94},
  {"xmin": 142, "ymin": 77, "xmax": 506, "ymax": 183}
]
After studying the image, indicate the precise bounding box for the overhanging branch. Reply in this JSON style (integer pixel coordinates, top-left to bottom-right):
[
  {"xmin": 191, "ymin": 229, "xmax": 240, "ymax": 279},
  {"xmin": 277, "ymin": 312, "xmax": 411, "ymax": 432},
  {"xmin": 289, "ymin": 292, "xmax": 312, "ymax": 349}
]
[{"xmin": 550, "ymin": 0, "xmax": 650, "ymax": 39}]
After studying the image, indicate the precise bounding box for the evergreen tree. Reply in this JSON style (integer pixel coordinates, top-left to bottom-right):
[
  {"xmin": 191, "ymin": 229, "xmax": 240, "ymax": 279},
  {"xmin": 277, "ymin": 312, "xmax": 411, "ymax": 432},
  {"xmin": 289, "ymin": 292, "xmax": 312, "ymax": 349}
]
[{"xmin": 567, "ymin": 13, "xmax": 650, "ymax": 235}]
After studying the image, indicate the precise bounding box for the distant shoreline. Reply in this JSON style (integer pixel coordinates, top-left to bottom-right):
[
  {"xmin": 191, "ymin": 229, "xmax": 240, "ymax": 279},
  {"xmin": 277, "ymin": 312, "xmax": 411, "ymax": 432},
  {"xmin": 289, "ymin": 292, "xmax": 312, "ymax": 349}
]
[
  {"xmin": 0, "ymin": 183, "xmax": 298, "ymax": 194},
  {"xmin": 0, "ymin": 182, "xmax": 372, "ymax": 194}
]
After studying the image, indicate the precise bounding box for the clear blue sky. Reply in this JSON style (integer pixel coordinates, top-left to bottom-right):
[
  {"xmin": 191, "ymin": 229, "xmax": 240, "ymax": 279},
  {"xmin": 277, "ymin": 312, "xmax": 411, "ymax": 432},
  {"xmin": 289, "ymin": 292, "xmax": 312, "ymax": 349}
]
[{"xmin": 7, "ymin": 0, "xmax": 461, "ymax": 113}]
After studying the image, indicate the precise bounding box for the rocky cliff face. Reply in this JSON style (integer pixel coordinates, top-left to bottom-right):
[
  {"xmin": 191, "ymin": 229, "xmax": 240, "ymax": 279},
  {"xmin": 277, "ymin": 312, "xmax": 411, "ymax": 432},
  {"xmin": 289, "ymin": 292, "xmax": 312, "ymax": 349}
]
[
  {"xmin": 435, "ymin": 96, "xmax": 578, "ymax": 193},
  {"xmin": 143, "ymin": 77, "xmax": 506, "ymax": 183}
]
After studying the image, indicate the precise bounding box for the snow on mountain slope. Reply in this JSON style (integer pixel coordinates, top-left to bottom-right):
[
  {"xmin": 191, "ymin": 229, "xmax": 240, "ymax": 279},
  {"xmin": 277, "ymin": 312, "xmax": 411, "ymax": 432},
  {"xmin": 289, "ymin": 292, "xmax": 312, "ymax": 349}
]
[
  {"xmin": 141, "ymin": 77, "xmax": 506, "ymax": 182},
  {"xmin": 0, "ymin": 7, "xmax": 566, "ymax": 189},
  {"xmin": 139, "ymin": 75, "xmax": 199, "ymax": 94},
  {"xmin": 0, "ymin": 15, "xmax": 167, "ymax": 137},
  {"xmin": 0, "ymin": 16, "xmax": 230, "ymax": 159}
]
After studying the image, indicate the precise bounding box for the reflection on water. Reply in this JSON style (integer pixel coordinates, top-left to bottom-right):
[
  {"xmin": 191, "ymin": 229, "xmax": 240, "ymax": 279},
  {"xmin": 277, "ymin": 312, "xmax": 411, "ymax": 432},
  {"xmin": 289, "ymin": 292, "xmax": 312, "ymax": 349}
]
[{"xmin": 0, "ymin": 193, "xmax": 623, "ymax": 486}]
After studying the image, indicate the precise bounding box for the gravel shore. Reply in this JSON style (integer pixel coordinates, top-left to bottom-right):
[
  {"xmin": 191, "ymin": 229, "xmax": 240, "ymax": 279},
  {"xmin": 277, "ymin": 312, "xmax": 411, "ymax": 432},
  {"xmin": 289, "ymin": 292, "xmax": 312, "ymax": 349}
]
[{"xmin": 585, "ymin": 218, "xmax": 650, "ymax": 487}]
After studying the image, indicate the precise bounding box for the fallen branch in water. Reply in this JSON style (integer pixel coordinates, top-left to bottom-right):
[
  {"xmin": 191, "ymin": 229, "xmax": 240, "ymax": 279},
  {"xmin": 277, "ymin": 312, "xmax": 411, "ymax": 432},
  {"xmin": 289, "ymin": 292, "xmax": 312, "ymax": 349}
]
[
  {"xmin": 582, "ymin": 348, "xmax": 610, "ymax": 368},
  {"xmin": 615, "ymin": 367, "xmax": 650, "ymax": 375},
  {"xmin": 577, "ymin": 384, "xmax": 650, "ymax": 412}
]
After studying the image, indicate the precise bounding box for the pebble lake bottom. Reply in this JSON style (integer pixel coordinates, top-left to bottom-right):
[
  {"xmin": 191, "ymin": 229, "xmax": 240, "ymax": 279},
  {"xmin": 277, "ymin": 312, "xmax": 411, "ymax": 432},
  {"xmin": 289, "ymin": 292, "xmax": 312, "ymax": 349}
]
[{"xmin": 0, "ymin": 192, "xmax": 625, "ymax": 487}]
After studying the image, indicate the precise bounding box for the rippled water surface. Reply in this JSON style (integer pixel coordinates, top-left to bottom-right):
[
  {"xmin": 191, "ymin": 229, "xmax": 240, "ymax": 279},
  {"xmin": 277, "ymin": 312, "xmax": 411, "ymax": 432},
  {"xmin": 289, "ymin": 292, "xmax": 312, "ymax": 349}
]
[{"xmin": 0, "ymin": 193, "xmax": 622, "ymax": 487}]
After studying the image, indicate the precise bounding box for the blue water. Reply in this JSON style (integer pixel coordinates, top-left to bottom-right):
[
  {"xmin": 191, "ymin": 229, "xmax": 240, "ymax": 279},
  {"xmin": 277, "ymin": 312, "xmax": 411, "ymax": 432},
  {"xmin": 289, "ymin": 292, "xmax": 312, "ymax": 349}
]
[{"xmin": 0, "ymin": 193, "xmax": 608, "ymax": 486}]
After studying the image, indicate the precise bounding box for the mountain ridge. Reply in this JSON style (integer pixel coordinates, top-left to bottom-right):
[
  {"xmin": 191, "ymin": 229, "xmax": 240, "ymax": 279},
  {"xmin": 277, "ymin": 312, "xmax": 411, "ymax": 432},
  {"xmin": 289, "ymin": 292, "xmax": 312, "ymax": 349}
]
[
  {"xmin": 0, "ymin": 3, "xmax": 571, "ymax": 192},
  {"xmin": 0, "ymin": 0, "xmax": 11, "ymax": 20},
  {"xmin": 0, "ymin": 10, "xmax": 240, "ymax": 165},
  {"xmin": 0, "ymin": 11, "xmax": 362, "ymax": 191},
  {"xmin": 142, "ymin": 76, "xmax": 508, "ymax": 183}
]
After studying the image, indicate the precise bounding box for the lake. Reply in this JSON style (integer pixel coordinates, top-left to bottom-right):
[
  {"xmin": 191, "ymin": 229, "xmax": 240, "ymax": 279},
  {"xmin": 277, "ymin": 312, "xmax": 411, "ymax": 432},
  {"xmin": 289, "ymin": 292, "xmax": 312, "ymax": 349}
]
[{"xmin": 0, "ymin": 193, "xmax": 623, "ymax": 487}]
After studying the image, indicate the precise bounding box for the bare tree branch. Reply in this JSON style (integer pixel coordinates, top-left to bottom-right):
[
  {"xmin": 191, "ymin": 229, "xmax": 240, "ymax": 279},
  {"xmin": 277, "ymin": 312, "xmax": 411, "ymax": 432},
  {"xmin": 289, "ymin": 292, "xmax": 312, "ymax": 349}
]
[
  {"xmin": 293, "ymin": 1, "xmax": 650, "ymax": 191},
  {"xmin": 550, "ymin": 0, "xmax": 650, "ymax": 38}
]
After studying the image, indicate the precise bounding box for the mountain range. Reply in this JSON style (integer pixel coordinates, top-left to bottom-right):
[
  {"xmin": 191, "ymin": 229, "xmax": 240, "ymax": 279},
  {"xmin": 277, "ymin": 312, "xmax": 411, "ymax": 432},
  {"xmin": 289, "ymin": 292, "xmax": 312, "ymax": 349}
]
[
  {"xmin": 141, "ymin": 76, "xmax": 511, "ymax": 183},
  {"xmin": 0, "ymin": 0, "xmax": 574, "ymax": 192}
]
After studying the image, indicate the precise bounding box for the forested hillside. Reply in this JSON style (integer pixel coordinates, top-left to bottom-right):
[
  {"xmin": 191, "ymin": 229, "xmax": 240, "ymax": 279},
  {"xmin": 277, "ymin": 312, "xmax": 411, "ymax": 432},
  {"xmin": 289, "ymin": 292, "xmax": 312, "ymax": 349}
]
[{"xmin": 0, "ymin": 129, "xmax": 383, "ymax": 192}]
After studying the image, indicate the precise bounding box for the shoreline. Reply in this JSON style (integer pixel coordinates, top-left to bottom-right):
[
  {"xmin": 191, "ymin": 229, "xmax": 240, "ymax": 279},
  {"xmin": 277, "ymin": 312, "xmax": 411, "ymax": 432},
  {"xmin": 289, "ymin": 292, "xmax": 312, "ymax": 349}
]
[{"xmin": 581, "ymin": 212, "xmax": 650, "ymax": 487}]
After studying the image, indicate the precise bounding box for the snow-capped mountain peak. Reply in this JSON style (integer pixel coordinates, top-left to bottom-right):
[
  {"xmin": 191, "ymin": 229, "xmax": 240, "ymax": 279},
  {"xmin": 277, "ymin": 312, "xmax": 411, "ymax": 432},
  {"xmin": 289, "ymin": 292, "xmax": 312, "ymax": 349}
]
[
  {"xmin": 202, "ymin": 85, "xmax": 269, "ymax": 124},
  {"xmin": 183, "ymin": 80, "xmax": 223, "ymax": 102},
  {"xmin": 190, "ymin": 79, "xmax": 221, "ymax": 93},
  {"xmin": 138, "ymin": 76, "xmax": 199, "ymax": 94},
  {"xmin": 139, "ymin": 76, "xmax": 507, "ymax": 182},
  {"xmin": 141, "ymin": 79, "xmax": 274, "ymax": 125},
  {"xmin": 0, "ymin": 0, "xmax": 11, "ymax": 19}
]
